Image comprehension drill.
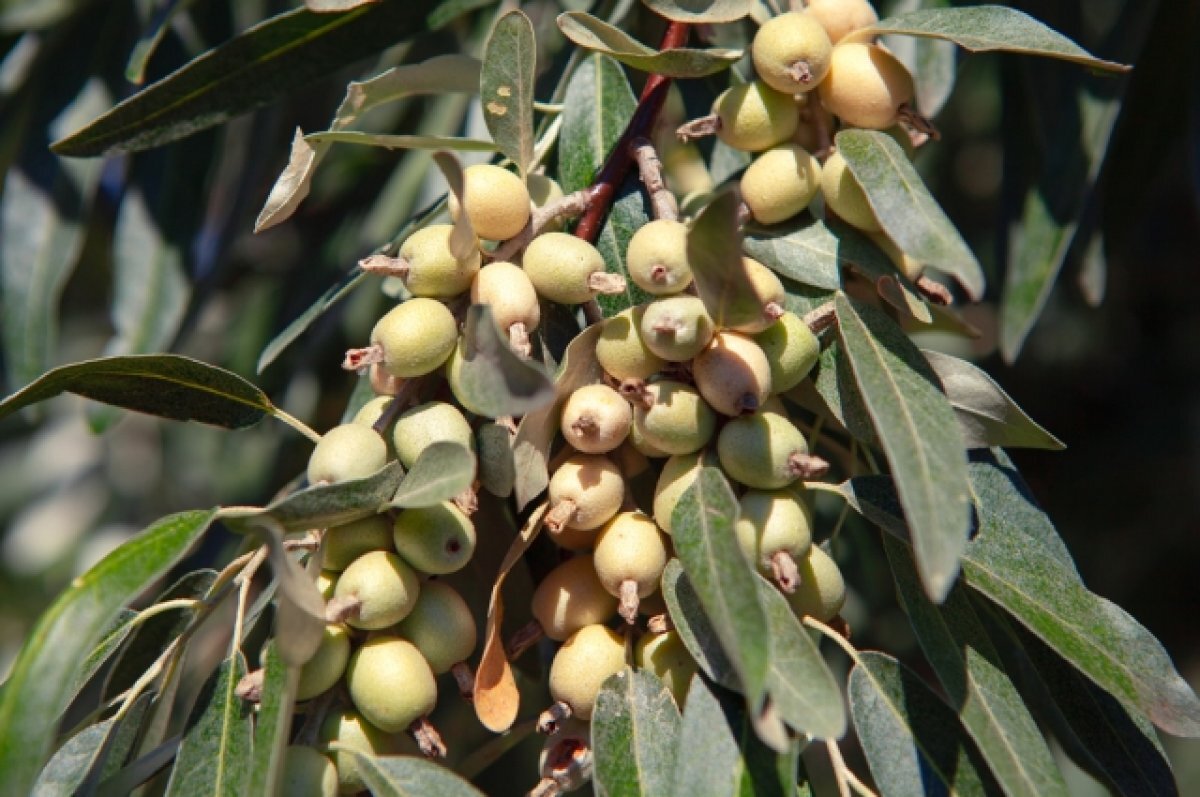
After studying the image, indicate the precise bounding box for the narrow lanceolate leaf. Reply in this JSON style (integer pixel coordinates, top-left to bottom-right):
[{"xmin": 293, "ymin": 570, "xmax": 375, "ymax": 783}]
[
  {"xmin": 125, "ymin": 0, "xmax": 195, "ymax": 83},
  {"xmin": 2, "ymin": 80, "xmax": 107, "ymax": 392},
  {"xmin": 427, "ymin": 0, "xmax": 496, "ymax": 31},
  {"xmin": 923, "ymin": 350, "xmax": 1064, "ymax": 450},
  {"xmin": 164, "ymin": 653, "xmax": 253, "ymax": 797},
  {"xmin": 0, "ymin": 354, "xmax": 273, "ymax": 428},
  {"xmin": 246, "ymin": 642, "xmax": 298, "ymax": 797},
  {"xmin": 754, "ymin": 577, "xmax": 846, "ymax": 740},
  {"xmin": 837, "ymin": 129, "xmax": 984, "ymax": 299},
  {"xmin": 557, "ymin": 53, "xmax": 635, "ymax": 193},
  {"xmin": 258, "ymin": 265, "xmax": 366, "ymax": 373},
  {"xmin": 338, "ymin": 749, "xmax": 485, "ymax": 796},
  {"xmin": 596, "ymin": 176, "xmax": 654, "ymax": 315},
  {"xmin": 432, "ymin": 152, "xmax": 476, "ymax": 261},
  {"xmin": 671, "ymin": 468, "xmax": 770, "ymax": 708},
  {"xmin": 32, "ymin": 693, "xmax": 151, "ymax": 797},
  {"xmin": 806, "ymin": 341, "xmax": 876, "ymax": 443},
  {"xmin": 52, "ymin": 2, "xmax": 428, "ymax": 156},
  {"xmin": 389, "ymin": 442, "xmax": 477, "ymax": 508},
  {"xmin": 850, "ymin": 652, "xmax": 1001, "ymax": 797},
  {"xmin": 852, "ymin": 6, "xmax": 1130, "ymax": 73},
  {"xmin": 449, "ymin": 305, "xmax": 555, "ymax": 419},
  {"xmin": 886, "ymin": 537, "xmax": 1068, "ymax": 797},
  {"xmin": 883, "ymin": 0, "xmax": 957, "ymax": 117},
  {"xmin": 303, "ymin": 131, "xmax": 497, "ymax": 152},
  {"xmin": 481, "ymin": 9, "xmax": 535, "ymax": 176},
  {"xmin": 592, "ymin": 669, "xmax": 681, "ymax": 797},
  {"xmin": 642, "ymin": 0, "xmax": 752, "ymax": 24},
  {"xmin": 246, "ymin": 460, "xmax": 404, "ymax": 532},
  {"xmin": 661, "ymin": 560, "xmax": 739, "ymax": 691},
  {"xmin": 834, "ymin": 293, "xmax": 970, "ymax": 601},
  {"xmin": 0, "ymin": 509, "xmax": 216, "ymax": 797},
  {"xmin": 742, "ymin": 216, "xmax": 847, "ymax": 291},
  {"xmin": 688, "ymin": 189, "xmax": 762, "ymax": 330},
  {"xmin": 557, "ymin": 13, "xmax": 740, "ymax": 78},
  {"xmin": 476, "ymin": 422, "xmax": 516, "ymax": 498}
]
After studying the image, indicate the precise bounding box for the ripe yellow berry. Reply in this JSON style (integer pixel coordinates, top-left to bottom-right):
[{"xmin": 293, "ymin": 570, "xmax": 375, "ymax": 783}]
[
  {"xmin": 787, "ymin": 545, "xmax": 847, "ymax": 622},
  {"xmin": 635, "ymin": 630, "xmax": 698, "ymax": 707},
  {"xmin": 296, "ymin": 624, "xmax": 352, "ymax": 701},
  {"xmin": 547, "ymin": 454, "xmax": 626, "ymax": 547},
  {"xmin": 806, "ymin": 0, "xmax": 879, "ymax": 43},
  {"xmin": 821, "ymin": 150, "xmax": 880, "ymax": 231},
  {"xmin": 741, "ymin": 144, "xmax": 822, "ymax": 225},
  {"xmin": 531, "ymin": 554, "xmax": 619, "ymax": 641},
  {"xmin": 593, "ymin": 511, "xmax": 669, "ymax": 620},
  {"xmin": 717, "ymin": 408, "xmax": 810, "ymax": 489},
  {"xmin": 470, "ymin": 260, "xmax": 541, "ymax": 338},
  {"xmin": 560, "ymin": 384, "xmax": 633, "ymax": 454},
  {"xmin": 596, "ymin": 306, "xmax": 667, "ymax": 382},
  {"xmin": 818, "ymin": 42, "xmax": 914, "ymax": 129},
  {"xmin": 392, "ymin": 401, "xmax": 474, "ymax": 469},
  {"xmin": 755, "ymin": 311, "xmax": 820, "ymax": 393},
  {"xmin": 625, "ymin": 219, "xmax": 694, "ymax": 294},
  {"xmin": 548, "ymin": 625, "xmax": 627, "ymax": 720},
  {"xmin": 712, "ymin": 81, "xmax": 800, "ymax": 152},
  {"xmin": 693, "ymin": 331, "xmax": 773, "ymax": 416},
  {"xmin": 392, "ymin": 501, "xmax": 476, "ymax": 575},
  {"xmin": 735, "ymin": 489, "xmax": 814, "ymax": 574},
  {"xmin": 449, "ymin": 163, "xmax": 531, "ymax": 241},
  {"xmin": 633, "ymin": 380, "xmax": 717, "ymax": 456},
  {"xmin": 398, "ymin": 224, "xmax": 481, "ymax": 297},
  {"xmin": 523, "ymin": 232, "xmax": 610, "ymax": 305},
  {"xmin": 307, "ymin": 424, "xmax": 388, "ymax": 485},
  {"xmin": 333, "ymin": 550, "xmax": 420, "ymax": 630},
  {"xmin": 324, "ymin": 515, "xmax": 393, "ymax": 572},
  {"xmin": 653, "ymin": 451, "xmax": 714, "ymax": 534},
  {"xmin": 752, "ymin": 12, "xmax": 834, "ymax": 95},
  {"xmin": 345, "ymin": 636, "xmax": 438, "ymax": 732},
  {"xmin": 395, "ymin": 581, "xmax": 477, "ymax": 674},
  {"xmin": 639, "ymin": 296, "xmax": 715, "ymax": 362},
  {"xmin": 370, "ymin": 298, "xmax": 458, "ymax": 378},
  {"xmin": 716, "ymin": 257, "xmax": 786, "ymax": 334}
]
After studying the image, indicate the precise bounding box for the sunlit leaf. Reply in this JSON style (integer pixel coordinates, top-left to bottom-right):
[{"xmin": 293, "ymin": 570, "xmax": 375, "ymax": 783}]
[
  {"xmin": 476, "ymin": 422, "xmax": 516, "ymax": 498},
  {"xmin": 336, "ymin": 749, "xmax": 485, "ymax": 796},
  {"xmin": 742, "ymin": 216, "xmax": 846, "ymax": 291},
  {"xmin": 592, "ymin": 669, "xmax": 681, "ymax": 797},
  {"xmin": 248, "ymin": 461, "xmax": 404, "ymax": 532},
  {"xmin": 246, "ymin": 641, "xmax": 298, "ymax": 797},
  {"xmin": 432, "ymin": 152, "xmax": 476, "ymax": 261},
  {"xmin": 661, "ymin": 560, "xmax": 739, "ymax": 691},
  {"xmin": 32, "ymin": 693, "xmax": 151, "ymax": 797},
  {"xmin": 481, "ymin": 9, "xmax": 535, "ymax": 176},
  {"xmin": 557, "ymin": 12, "xmax": 740, "ymax": 78},
  {"xmin": 388, "ymin": 442, "xmax": 477, "ymax": 509},
  {"xmin": 558, "ymin": 54, "xmax": 634, "ymax": 193},
  {"xmin": 688, "ymin": 189, "xmax": 764, "ymax": 329},
  {"xmin": 596, "ymin": 176, "xmax": 655, "ymax": 316},
  {"xmin": 641, "ymin": 0, "xmax": 752, "ymax": 24},
  {"xmin": 448, "ymin": 305, "xmax": 555, "ymax": 419},
  {"xmin": 163, "ymin": 653, "xmax": 252, "ymax": 796},
  {"xmin": 303, "ymin": 131, "xmax": 496, "ymax": 152}
]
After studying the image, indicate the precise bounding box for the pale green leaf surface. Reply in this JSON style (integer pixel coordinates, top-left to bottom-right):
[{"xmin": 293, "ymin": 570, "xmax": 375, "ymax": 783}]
[
  {"xmin": 432, "ymin": 152, "xmax": 476, "ymax": 261},
  {"xmin": 32, "ymin": 694, "xmax": 151, "ymax": 797},
  {"xmin": 837, "ymin": 129, "xmax": 984, "ymax": 299},
  {"xmin": 164, "ymin": 653, "xmax": 252, "ymax": 797},
  {"xmin": 388, "ymin": 442, "xmax": 477, "ymax": 508},
  {"xmin": 742, "ymin": 216, "xmax": 847, "ymax": 291},
  {"xmin": 661, "ymin": 560, "xmax": 740, "ymax": 691},
  {"xmin": 246, "ymin": 461, "xmax": 403, "ymax": 533},
  {"xmin": 804, "ymin": 340, "xmax": 876, "ymax": 442},
  {"xmin": 596, "ymin": 179, "xmax": 655, "ymax": 315},
  {"xmin": 481, "ymin": 10, "xmax": 535, "ymax": 176},
  {"xmin": 642, "ymin": 0, "xmax": 752, "ymax": 23},
  {"xmin": 557, "ymin": 53, "xmax": 634, "ymax": 193},
  {"xmin": 688, "ymin": 189, "xmax": 761, "ymax": 329},
  {"xmin": 883, "ymin": 0, "xmax": 957, "ymax": 117},
  {"xmin": 338, "ymin": 749, "xmax": 485, "ymax": 796},
  {"xmin": 0, "ymin": 509, "xmax": 216, "ymax": 797},
  {"xmin": 246, "ymin": 642, "xmax": 298, "ymax": 797},
  {"xmin": 592, "ymin": 668, "xmax": 681, "ymax": 797},
  {"xmin": 70, "ymin": 608, "xmax": 137, "ymax": 698},
  {"xmin": 448, "ymin": 304, "xmax": 555, "ymax": 419},
  {"xmin": 557, "ymin": 12, "xmax": 740, "ymax": 78},
  {"xmin": 834, "ymin": 293, "xmax": 970, "ymax": 601}
]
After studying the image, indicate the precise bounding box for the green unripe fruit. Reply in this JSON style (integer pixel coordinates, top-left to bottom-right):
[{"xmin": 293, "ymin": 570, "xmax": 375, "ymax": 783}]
[
  {"xmin": 281, "ymin": 745, "xmax": 338, "ymax": 797},
  {"xmin": 735, "ymin": 489, "xmax": 813, "ymax": 573},
  {"xmin": 596, "ymin": 306, "xmax": 666, "ymax": 382},
  {"xmin": 633, "ymin": 380, "xmax": 717, "ymax": 456},
  {"xmin": 371, "ymin": 298, "xmax": 458, "ymax": 378},
  {"xmin": 548, "ymin": 624, "xmax": 627, "ymax": 720},
  {"xmin": 787, "ymin": 545, "xmax": 846, "ymax": 622},
  {"xmin": 523, "ymin": 232, "xmax": 609, "ymax": 305},
  {"xmin": 712, "ymin": 80, "xmax": 800, "ymax": 153},
  {"xmin": 561, "ymin": 384, "xmax": 632, "ymax": 454},
  {"xmin": 396, "ymin": 580, "xmax": 477, "ymax": 673},
  {"xmin": 806, "ymin": 0, "xmax": 879, "ymax": 43},
  {"xmin": 741, "ymin": 144, "xmax": 822, "ymax": 225},
  {"xmin": 392, "ymin": 501, "xmax": 476, "ymax": 575},
  {"xmin": 351, "ymin": 395, "xmax": 392, "ymax": 429},
  {"xmin": 296, "ymin": 624, "xmax": 352, "ymax": 701},
  {"xmin": 626, "ymin": 219, "xmax": 694, "ymax": 294},
  {"xmin": 653, "ymin": 451, "xmax": 714, "ymax": 534},
  {"xmin": 868, "ymin": 230, "xmax": 924, "ymax": 282},
  {"xmin": 532, "ymin": 554, "xmax": 619, "ymax": 641},
  {"xmin": 639, "ymin": 296, "xmax": 715, "ymax": 362},
  {"xmin": 818, "ymin": 42, "xmax": 914, "ymax": 129},
  {"xmin": 307, "ymin": 424, "xmax": 388, "ymax": 485},
  {"xmin": 718, "ymin": 257, "xmax": 786, "ymax": 334},
  {"xmin": 324, "ymin": 514, "xmax": 393, "ymax": 572},
  {"xmin": 398, "ymin": 224, "xmax": 481, "ymax": 297},
  {"xmin": 470, "ymin": 260, "xmax": 541, "ymax": 336},
  {"xmin": 821, "ymin": 151, "xmax": 880, "ymax": 232},
  {"xmin": 392, "ymin": 401, "xmax": 474, "ymax": 469},
  {"xmin": 319, "ymin": 709, "xmax": 416, "ymax": 794},
  {"xmin": 662, "ymin": 140, "xmax": 715, "ymax": 197},
  {"xmin": 635, "ymin": 630, "xmax": 697, "ymax": 707},
  {"xmin": 628, "ymin": 416, "xmax": 671, "ymax": 458},
  {"xmin": 449, "ymin": 163, "xmax": 531, "ymax": 241},
  {"xmin": 694, "ymin": 331, "xmax": 773, "ymax": 417},
  {"xmin": 752, "ymin": 12, "xmax": 834, "ymax": 95},
  {"xmin": 547, "ymin": 454, "xmax": 625, "ymax": 547},
  {"xmin": 593, "ymin": 511, "xmax": 669, "ymax": 600},
  {"xmin": 717, "ymin": 409, "xmax": 809, "ymax": 489},
  {"xmin": 755, "ymin": 312, "xmax": 819, "ymax": 393},
  {"xmin": 334, "ymin": 550, "xmax": 420, "ymax": 630},
  {"xmin": 346, "ymin": 636, "xmax": 438, "ymax": 733}
]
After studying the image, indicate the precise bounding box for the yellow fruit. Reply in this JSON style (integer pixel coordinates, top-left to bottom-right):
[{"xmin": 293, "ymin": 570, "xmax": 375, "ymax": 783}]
[
  {"xmin": 787, "ymin": 545, "xmax": 847, "ymax": 622},
  {"xmin": 392, "ymin": 401, "xmax": 474, "ymax": 469},
  {"xmin": 717, "ymin": 409, "xmax": 809, "ymax": 489},
  {"xmin": 639, "ymin": 296, "xmax": 715, "ymax": 362},
  {"xmin": 296, "ymin": 624, "xmax": 352, "ymax": 700},
  {"xmin": 821, "ymin": 150, "xmax": 880, "ymax": 232},
  {"xmin": 632, "ymin": 380, "xmax": 717, "ymax": 456},
  {"xmin": 392, "ymin": 501, "xmax": 476, "ymax": 575},
  {"xmin": 523, "ymin": 232, "xmax": 608, "ymax": 305},
  {"xmin": 548, "ymin": 625, "xmax": 627, "ymax": 720},
  {"xmin": 450, "ymin": 163, "xmax": 531, "ymax": 241},
  {"xmin": 596, "ymin": 306, "xmax": 667, "ymax": 382},
  {"xmin": 806, "ymin": 0, "xmax": 879, "ymax": 43},
  {"xmin": 755, "ymin": 311, "xmax": 820, "ymax": 393},
  {"xmin": 741, "ymin": 144, "xmax": 822, "ymax": 225},
  {"xmin": 635, "ymin": 631, "xmax": 697, "ymax": 707},
  {"xmin": 370, "ymin": 298, "xmax": 458, "ymax": 378},
  {"xmin": 531, "ymin": 554, "xmax": 619, "ymax": 641},
  {"xmin": 346, "ymin": 636, "xmax": 438, "ymax": 732},
  {"xmin": 716, "ymin": 257, "xmax": 786, "ymax": 334},
  {"xmin": 470, "ymin": 260, "xmax": 541, "ymax": 336},
  {"xmin": 625, "ymin": 219, "xmax": 694, "ymax": 294},
  {"xmin": 307, "ymin": 424, "xmax": 388, "ymax": 485},
  {"xmin": 560, "ymin": 384, "xmax": 633, "ymax": 454},
  {"xmin": 547, "ymin": 454, "xmax": 626, "ymax": 546},
  {"xmin": 323, "ymin": 514, "xmax": 393, "ymax": 572},
  {"xmin": 653, "ymin": 451, "xmax": 712, "ymax": 534},
  {"xmin": 692, "ymin": 331, "xmax": 773, "ymax": 416},
  {"xmin": 398, "ymin": 224, "xmax": 481, "ymax": 297},
  {"xmin": 734, "ymin": 489, "xmax": 814, "ymax": 573},
  {"xmin": 319, "ymin": 709, "xmax": 416, "ymax": 794},
  {"xmin": 818, "ymin": 42, "xmax": 914, "ymax": 129},
  {"xmin": 592, "ymin": 511, "xmax": 669, "ymax": 600},
  {"xmin": 752, "ymin": 12, "xmax": 834, "ymax": 95},
  {"xmin": 333, "ymin": 550, "xmax": 420, "ymax": 630},
  {"xmin": 712, "ymin": 80, "xmax": 800, "ymax": 152},
  {"xmin": 395, "ymin": 581, "xmax": 477, "ymax": 674}
]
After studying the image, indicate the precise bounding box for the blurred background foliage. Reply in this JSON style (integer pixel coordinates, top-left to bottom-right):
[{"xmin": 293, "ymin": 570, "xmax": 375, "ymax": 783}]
[{"xmin": 0, "ymin": 0, "xmax": 1197, "ymax": 791}]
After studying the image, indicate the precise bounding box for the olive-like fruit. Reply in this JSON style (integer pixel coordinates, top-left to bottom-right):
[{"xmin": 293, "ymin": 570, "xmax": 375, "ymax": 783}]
[
  {"xmin": 806, "ymin": 0, "xmax": 879, "ymax": 43},
  {"xmin": 351, "ymin": 395, "xmax": 392, "ymax": 429},
  {"xmin": 593, "ymin": 512, "xmax": 669, "ymax": 618},
  {"xmin": 717, "ymin": 257, "xmax": 786, "ymax": 335},
  {"xmin": 821, "ymin": 150, "xmax": 880, "ymax": 232},
  {"xmin": 333, "ymin": 550, "xmax": 420, "ymax": 630},
  {"xmin": 346, "ymin": 636, "xmax": 438, "ymax": 733},
  {"xmin": 470, "ymin": 260, "xmax": 541, "ymax": 337},
  {"xmin": 596, "ymin": 306, "xmax": 667, "ymax": 382},
  {"xmin": 449, "ymin": 163, "xmax": 531, "ymax": 241},
  {"xmin": 662, "ymin": 140, "xmax": 715, "ymax": 198},
  {"xmin": 652, "ymin": 451, "xmax": 714, "ymax": 534},
  {"xmin": 712, "ymin": 80, "xmax": 800, "ymax": 153},
  {"xmin": 370, "ymin": 298, "xmax": 458, "ymax": 378},
  {"xmin": 296, "ymin": 624, "xmax": 352, "ymax": 701},
  {"xmin": 398, "ymin": 224, "xmax": 481, "ymax": 297},
  {"xmin": 717, "ymin": 409, "xmax": 810, "ymax": 489},
  {"xmin": 735, "ymin": 489, "xmax": 813, "ymax": 573},
  {"xmin": 392, "ymin": 501, "xmax": 476, "ymax": 575},
  {"xmin": 625, "ymin": 219, "xmax": 694, "ymax": 294},
  {"xmin": 632, "ymin": 380, "xmax": 717, "ymax": 456},
  {"xmin": 818, "ymin": 42, "xmax": 914, "ymax": 129},
  {"xmin": 741, "ymin": 144, "xmax": 822, "ymax": 225},
  {"xmin": 395, "ymin": 580, "xmax": 477, "ymax": 674},
  {"xmin": 635, "ymin": 630, "xmax": 698, "ymax": 707},
  {"xmin": 693, "ymin": 331, "xmax": 773, "ymax": 416},
  {"xmin": 560, "ymin": 384, "xmax": 632, "ymax": 454},
  {"xmin": 307, "ymin": 424, "xmax": 388, "ymax": 485},
  {"xmin": 548, "ymin": 625, "xmax": 627, "ymax": 720},
  {"xmin": 527, "ymin": 172, "xmax": 566, "ymax": 231},
  {"xmin": 547, "ymin": 454, "xmax": 625, "ymax": 548},
  {"xmin": 523, "ymin": 232, "xmax": 610, "ymax": 305},
  {"xmin": 531, "ymin": 554, "xmax": 619, "ymax": 641},
  {"xmin": 392, "ymin": 401, "xmax": 474, "ymax": 469},
  {"xmin": 281, "ymin": 745, "xmax": 338, "ymax": 797},
  {"xmin": 323, "ymin": 514, "xmax": 393, "ymax": 572},
  {"xmin": 639, "ymin": 296, "xmax": 715, "ymax": 362},
  {"xmin": 752, "ymin": 12, "xmax": 834, "ymax": 95},
  {"xmin": 755, "ymin": 312, "xmax": 819, "ymax": 393},
  {"xmin": 319, "ymin": 709, "xmax": 416, "ymax": 794},
  {"xmin": 787, "ymin": 545, "xmax": 847, "ymax": 622}
]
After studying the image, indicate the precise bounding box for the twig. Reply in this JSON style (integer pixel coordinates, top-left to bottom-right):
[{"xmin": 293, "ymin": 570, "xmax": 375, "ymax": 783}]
[
  {"xmin": 828, "ymin": 739, "xmax": 878, "ymax": 797},
  {"xmin": 803, "ymin": 303, "xmax": 838, "ymax": 334},
  {"xmin": 630, "ymin": 137, "xmax": 678, "ymax": 222},
  {"xmin": 491, "ymin": 190, "xmax": 594, "ymax": 262}
]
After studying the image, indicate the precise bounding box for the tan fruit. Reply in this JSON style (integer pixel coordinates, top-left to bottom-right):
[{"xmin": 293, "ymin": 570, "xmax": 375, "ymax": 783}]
[
  {"xmin": 718, "ymin": 257, "xmax": 786, "ymax": 334},
  {"xmin": 319, "ymin": 709, "xmax": 416, "ymax": 794},
  {"xmin": 449, "ymin": 163, "xmax": 531, "ymax": 241},
  {"xmin": 316, "ymin": 570, "xmax": 337, "ymax": 602},
  {"xmin": 635, "ymin": 630, "xmax": 698, "ymax": 707},
  {"xmin": 307, "ymin": 424, "xmax": 388, "ymax": 485},
  {"xmin": 639, "ymin": 296, "xmax": 715, "ymax": 362},
  {"xmin": 821, "ymin": 150, "xmax": 880, "ymax": 232},
  {"xmin": 717, "ymin": 409, "xmax": 809, "ymax": 489},
  {"xmin": 333, "ymin": 550, "xmax": 420, "ymax": 630},
  {"xmin": 296, "ymin": 624, "xmax": 352, "ymax": 701},
  {"xmin": 523, "ymin": 232, "xmax": 610, "ymax": 305},
  {"xmin": 398, "ymin": 224, "xmax": 481, "ymax": 297},
  {"xmin": 370, "ymin": 298, "xmax": 458, "ymax": 378},
  {"xmin": 712, "ymin": 80, "xmax": 800, "ymax": 152},
  {"xmin": 324, "ymin": 514, "xmax": 393, "ymax": 572},
  {"xmin": 625, "ymin": 219, "xmax": 694, "ymax": 294},
  {"xmin": 741, "ymin": 144, "xmax": 822, "ymax": 225},
  {"xmin": 547, "ymin": 454, "xmax": 625, "ymax": 546},
  {"xmin": 787, "ymin": 545, "xmax": 847, "ymax": 622},
  {"xmin": 531, "ymin": 554, "xmax": 619, "ymax": 641},
  {"xmin": 351, "ymin": 395, "xmax": 392, "ymax": 429},
  {"xmin": 346, "ymin": 636, "xmax": 438, "ymax": 732},
  {"xmin": 527, "ymin": 173, "xmax": 566, "ymax": 227},
  {"xmin": 560, "ymin": 384, "xmax": 633, "ymax": 454},
  {"xmin": 632, "ymin": 380, "xmax": 717, "ymax": 456},
  {"xmin": 470, "ymin": 260, "xmax": 541, "ymax": 337},
  {"xmin": 392, "ymin": 401, "xmax": 474, "ymax": 469},
  {"xmin": 752, "ymin": 12, "xmax": 834, "ymax": 95},
  {"xmin": 395, "ymin": 581, "xmax": 477, "ymax": 673},
  {"xmin": 593, "ymin": 512, "xmax": 669, "ymax": 620},
  {"xmin": 806, "ymin": 0, "xmax": 879, "ymax": 43},
  {"xmin": 755, "ymin": 312, "xmax": 820, "ymax": 393},
  {"xmin": 818, "ymin": 42, "xmax": 914, "ymax": 129},
  {"xmin": 693, "ymin": 331, "xmax": 773, "ymax": 416},
  {"xmin": 548, "ymin": 625, "xmax": 627, "ymax": 720},
  {"xmin": 596, "ymin": 306, "xmax": 667, "ymax": 382},
  {"xmin": 392, "ymin": 501, "xmax": 476, "ymax": 575},
  {"xmin": 662, "ymin": 141, "xmax": 714, "ymax": 197},
  {"xmin": 281, "ymin": 745, "xmax": 338, "ymax": 797}
]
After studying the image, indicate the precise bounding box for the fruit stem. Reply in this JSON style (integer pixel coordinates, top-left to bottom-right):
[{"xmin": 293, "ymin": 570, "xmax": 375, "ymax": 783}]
[
  {"xmin": 675, "ymin": 113, "xmax": 721, "ymax": 143},
  {"xmin": 491, "ymin": 189, "xmax": 594, "ymax": 262},
  {"xmin": 410, "ymin": 715, "xmax": 448, "ymax": 758},
  {"xmin": 915, "ymin": 274, "xmax": 952, "ymax": 305},
  {"xmin": 630, "ymin": 136, "xmax": 679, "ymax": 221},
  {"xmin": 537, "ymin": 700, "xmax": 574, "ymax": 735},
  {"xmin": 898, "ymin": 104, "xmax": 940, "ymax": 141},
  {"xmin": 324, "ymin": 594, "xmax": 362, "ymax": 624},
  {"xmin": 802, "ymin": 302, "xmax": 837, "ymax": 334},
  {"xmin": 358, "ymin": 253, "xmax": 411, "ymax": 278},
  {"xmin": 786, "ymin": 59, "xmax": 815, "ymax": 85},
  {"xmin": 508, "ymin": 321, "xmax": 533, "ymax": 358},
  {"xmin": 506, "ymin": 619, "xmax": 545, "ymax": 661},
  {"xmin": 618, "ymin": 579, "xmax": 641, "ymax": 624},
  {"xmin": 545, "ymin": 499, "xmax": 578, "ymax": 532},
  {"xmin": 788, "ymin": 451, "xmax": 831, "ymax": 478},
  {"xmin": 771, "ymin": 550, "xmax": 801, "ymax": 593},
  {"xmin": 828, "ymin": 738, "xmax": 879, "ymax": 797},
  {"xmin": 271, "ymin": 407, "xmax": 322, "ymax": 444},
  {"xmin": 452, "ymin": 661, "xmax": 476, "ymax": 701},
  {"xmin": 646, "ymin": 613, "xmax": 673, "ymax": 634},
  {"xmin": 587, "ymin": 271, "xmax": 627, "ymax": 295},
  {"xmin": 234, "ymin": 668, "xmax": 265, "ymax": 702},
  {"xmin": 342, "ymin": 343, "xmax": 384, "ymax": 372}
]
